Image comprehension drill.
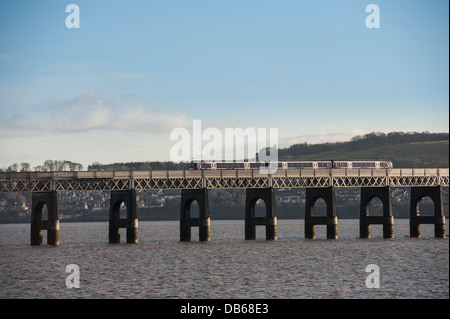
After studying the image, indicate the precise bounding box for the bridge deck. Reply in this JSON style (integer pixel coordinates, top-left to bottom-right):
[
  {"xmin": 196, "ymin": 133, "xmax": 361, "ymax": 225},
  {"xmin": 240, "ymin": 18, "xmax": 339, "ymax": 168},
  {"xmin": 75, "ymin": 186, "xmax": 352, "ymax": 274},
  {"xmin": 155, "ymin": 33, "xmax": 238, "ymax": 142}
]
[{"xmin": 0, "ymin": 168, "xmax": 448, "ymax": 192}]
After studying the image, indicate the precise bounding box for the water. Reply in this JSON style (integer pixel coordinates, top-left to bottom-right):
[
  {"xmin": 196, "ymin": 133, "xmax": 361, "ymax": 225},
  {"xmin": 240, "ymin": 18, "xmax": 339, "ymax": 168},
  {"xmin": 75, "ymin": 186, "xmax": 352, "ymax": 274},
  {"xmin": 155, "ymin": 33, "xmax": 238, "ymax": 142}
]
[{"xmin": 0, "ymin": 219, "xmax": 448, "ymax": 299}]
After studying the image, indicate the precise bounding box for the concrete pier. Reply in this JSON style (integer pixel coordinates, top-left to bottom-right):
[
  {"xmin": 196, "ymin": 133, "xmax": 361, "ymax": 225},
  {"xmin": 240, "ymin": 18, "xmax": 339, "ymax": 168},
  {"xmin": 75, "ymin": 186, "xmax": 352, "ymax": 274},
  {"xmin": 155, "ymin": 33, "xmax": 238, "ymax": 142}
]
[
  {"xmin": 109, "ymin": 189, "xmax": 138, "ymax": 243},
  {"xmin": 245, "ymin": 187, "xmax": 277, "ymax": 240},
  {"xmin": 180, "ymin": 188, "xmax": 210, "ymax": 241},
  {"xmin": 31, "ymin": 191, "xmax": 59, "ymax": 246},
  {"xmin": 410, "ymin": 186, "xmax": 446, "ymax": 238},
  {"xmin": 360, "ymin": 187, "xmax": 394, "ymax": 239},
  {"xmin": 304, "ymin": 187, "xmax": 338, "ymax": 239}
]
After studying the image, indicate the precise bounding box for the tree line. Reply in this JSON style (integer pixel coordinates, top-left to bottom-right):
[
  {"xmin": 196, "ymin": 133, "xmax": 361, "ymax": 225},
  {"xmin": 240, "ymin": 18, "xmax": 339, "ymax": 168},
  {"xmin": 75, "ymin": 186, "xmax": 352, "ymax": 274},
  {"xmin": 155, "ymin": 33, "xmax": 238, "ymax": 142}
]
[{"xmin": 1, "ymin": 160, "xmax": 83, "ymax": 172}]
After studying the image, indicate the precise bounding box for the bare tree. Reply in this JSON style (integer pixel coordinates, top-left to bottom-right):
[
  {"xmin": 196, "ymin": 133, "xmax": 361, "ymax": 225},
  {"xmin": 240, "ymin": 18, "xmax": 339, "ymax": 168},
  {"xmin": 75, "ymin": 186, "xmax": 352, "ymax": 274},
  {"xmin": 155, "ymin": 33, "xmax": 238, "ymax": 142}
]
[
  {"xmin": 7, "ymin": 163, "xmax": 18, "ymax": 172},
  {"xmin": 20, "ymin": 162, "xmax": 31, "ymax": 172}
]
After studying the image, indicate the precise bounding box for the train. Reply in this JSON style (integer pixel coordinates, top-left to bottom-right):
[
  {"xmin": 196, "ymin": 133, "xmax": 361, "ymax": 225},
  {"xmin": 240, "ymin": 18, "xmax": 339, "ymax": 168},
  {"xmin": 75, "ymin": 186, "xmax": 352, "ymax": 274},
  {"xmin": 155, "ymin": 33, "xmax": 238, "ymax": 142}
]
[{"xmin": 189, "ymin": 160, "xmax": 393, "ymax": 170}]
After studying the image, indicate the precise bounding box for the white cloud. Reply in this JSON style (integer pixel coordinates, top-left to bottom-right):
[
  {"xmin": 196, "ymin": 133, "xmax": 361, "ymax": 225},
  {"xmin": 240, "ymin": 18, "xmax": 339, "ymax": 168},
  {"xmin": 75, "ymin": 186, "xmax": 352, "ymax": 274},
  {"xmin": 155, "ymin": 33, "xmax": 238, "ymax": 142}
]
[{"xmin": 1, "ymin": 90, "xmax": 192, "ymax": 135}]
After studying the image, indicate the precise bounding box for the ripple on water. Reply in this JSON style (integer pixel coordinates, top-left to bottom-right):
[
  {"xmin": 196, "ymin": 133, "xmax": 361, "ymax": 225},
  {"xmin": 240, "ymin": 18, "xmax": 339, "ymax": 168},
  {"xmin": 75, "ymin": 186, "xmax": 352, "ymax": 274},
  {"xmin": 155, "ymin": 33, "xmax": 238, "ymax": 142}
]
[{"xmin": 0, "ymin": 220, "xmax": 448, "ymax": 298}]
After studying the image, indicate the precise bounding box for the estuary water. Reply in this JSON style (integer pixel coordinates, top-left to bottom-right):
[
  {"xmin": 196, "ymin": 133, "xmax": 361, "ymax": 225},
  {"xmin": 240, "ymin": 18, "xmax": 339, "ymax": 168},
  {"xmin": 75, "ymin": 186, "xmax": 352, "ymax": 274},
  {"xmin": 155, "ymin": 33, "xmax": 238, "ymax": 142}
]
[{"xmin": 0, "ymin": 219, "xmax": 448, "ymax": 299}]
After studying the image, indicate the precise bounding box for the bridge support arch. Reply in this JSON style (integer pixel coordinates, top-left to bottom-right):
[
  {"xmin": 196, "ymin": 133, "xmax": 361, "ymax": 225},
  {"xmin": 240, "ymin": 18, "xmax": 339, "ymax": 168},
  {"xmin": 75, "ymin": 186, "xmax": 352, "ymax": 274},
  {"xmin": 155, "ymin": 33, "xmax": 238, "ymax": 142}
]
[
  {"xmin": 305, "ymin": 187, "xmax": 338, "ymax": 239},
  {"xmin": 245, "ymin": 187, "xmax": 277, "ymax": 240},
  {"xmin": 31, "ymin": 191, "xmax": 59, "ymax": 246},
  {"xmin": 360, "ymin": 187, "xmax": 394, "ymax": 239},
  {"xmin": 109, "ymin": 189, "xmax": 138, "ymax": 244},
  {"xmin": 180, "ymin": 188, "xmax": 210, "ymax": 242},
  {"xmin": 410, "ymin": 186, "xmax": 445, "ymax": 238}
]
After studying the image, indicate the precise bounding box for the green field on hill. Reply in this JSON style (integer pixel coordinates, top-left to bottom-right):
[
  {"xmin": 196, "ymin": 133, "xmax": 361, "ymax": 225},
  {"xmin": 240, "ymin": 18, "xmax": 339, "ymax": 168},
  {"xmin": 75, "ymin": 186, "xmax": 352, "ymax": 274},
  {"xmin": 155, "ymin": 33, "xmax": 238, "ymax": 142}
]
[{"xmin": 279, "ymin": 140, "xmax": 449, "ymax": 168}]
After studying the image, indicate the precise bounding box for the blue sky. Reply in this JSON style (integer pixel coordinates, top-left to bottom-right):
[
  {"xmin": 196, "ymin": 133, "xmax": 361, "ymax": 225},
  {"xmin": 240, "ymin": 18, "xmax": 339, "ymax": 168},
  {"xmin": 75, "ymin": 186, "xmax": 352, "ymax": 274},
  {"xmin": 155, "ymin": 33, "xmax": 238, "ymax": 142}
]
[{"xmin": 0, "ymin": 0, "xmax": 448, "ymax": 168}]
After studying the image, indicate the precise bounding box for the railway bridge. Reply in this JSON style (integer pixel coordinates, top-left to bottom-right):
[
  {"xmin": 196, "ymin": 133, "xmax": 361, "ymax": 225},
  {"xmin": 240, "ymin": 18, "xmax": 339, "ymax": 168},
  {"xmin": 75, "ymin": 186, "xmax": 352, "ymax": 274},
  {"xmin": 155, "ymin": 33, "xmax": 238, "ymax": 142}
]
[{"xmin": 0, "ymin": 168, "xmax": 448, "ymax": 245}]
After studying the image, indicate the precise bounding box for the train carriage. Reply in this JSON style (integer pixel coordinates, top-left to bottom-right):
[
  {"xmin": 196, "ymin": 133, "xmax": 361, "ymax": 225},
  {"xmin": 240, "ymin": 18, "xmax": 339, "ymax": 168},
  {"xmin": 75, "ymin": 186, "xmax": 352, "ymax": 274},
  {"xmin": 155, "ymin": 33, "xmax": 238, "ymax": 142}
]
[{"xmin": 190, "ymin": 160, "xmax": 393, "ymax": 170}]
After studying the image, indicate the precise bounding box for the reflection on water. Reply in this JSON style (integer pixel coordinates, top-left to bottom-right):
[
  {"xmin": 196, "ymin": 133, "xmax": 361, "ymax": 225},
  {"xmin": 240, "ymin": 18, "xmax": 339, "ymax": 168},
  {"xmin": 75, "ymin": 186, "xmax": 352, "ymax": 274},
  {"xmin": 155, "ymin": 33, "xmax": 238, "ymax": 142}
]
[{"xmin": 0, "ymin": 219, "xmax": 448, "ymax": 299}]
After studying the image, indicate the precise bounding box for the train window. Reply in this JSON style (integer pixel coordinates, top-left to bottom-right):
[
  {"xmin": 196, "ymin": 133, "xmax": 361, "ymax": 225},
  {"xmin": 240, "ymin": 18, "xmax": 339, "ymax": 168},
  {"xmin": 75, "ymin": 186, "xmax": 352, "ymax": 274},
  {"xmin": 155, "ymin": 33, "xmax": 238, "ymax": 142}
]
[
  {"xmin": 250, "ymin": 163, "xmax": 259, "ymax": 168},
  {"xmin": 203, "ymin": 163, "xmax": 211, "ymax": 169},
  {"xmin": 336, "ymin": 162, "xmax": 346, "ymax": 168},
  {"xmin": 278, "ymin": 163, "xmax": 283, "ymax": 168},
  {"xmin": 307, "ymin": 163, "xmax": 312, "ymax": 167}
]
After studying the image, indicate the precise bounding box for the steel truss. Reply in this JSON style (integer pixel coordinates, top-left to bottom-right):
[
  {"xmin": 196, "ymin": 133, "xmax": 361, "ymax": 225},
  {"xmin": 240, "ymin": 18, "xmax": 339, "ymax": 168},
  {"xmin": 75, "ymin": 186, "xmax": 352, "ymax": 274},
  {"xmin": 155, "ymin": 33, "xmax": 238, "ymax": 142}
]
[{"xmin": 0, "ymin": 169, "xmax": 448, "ymax": 192}]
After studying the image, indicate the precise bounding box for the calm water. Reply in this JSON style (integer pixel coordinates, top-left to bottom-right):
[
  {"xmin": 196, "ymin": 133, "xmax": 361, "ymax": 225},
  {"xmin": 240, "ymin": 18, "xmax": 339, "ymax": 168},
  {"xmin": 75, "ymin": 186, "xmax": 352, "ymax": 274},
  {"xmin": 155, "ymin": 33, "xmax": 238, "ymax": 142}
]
[{"xmin": 0, "ymin": 219, "xmax": 448, "ymax": 299}]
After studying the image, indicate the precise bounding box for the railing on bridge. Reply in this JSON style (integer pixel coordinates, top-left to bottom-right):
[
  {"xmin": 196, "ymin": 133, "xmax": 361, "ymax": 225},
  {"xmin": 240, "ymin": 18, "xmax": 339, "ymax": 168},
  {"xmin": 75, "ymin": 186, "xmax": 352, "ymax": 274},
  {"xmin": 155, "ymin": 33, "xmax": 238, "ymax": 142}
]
[{"xmin": 0, "ymin": 168, "xmax": 448, "ymax": 192}]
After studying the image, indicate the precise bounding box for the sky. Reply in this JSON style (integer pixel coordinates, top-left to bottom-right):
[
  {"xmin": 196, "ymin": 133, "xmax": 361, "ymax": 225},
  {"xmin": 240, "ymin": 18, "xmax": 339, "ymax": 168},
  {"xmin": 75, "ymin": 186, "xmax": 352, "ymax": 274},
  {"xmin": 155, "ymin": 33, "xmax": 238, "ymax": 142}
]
[{"xmin": 0, "ymin": 0, "xmax": 448, "ymax": 168}]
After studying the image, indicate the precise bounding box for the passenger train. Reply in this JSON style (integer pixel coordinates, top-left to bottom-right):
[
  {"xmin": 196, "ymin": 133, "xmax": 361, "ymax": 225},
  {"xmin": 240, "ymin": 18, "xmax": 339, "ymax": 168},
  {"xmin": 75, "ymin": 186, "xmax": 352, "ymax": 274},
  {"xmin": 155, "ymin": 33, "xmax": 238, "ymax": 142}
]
[{"xmin": 189, "ymin": 160, "xmax": 393, "ymax": 170}]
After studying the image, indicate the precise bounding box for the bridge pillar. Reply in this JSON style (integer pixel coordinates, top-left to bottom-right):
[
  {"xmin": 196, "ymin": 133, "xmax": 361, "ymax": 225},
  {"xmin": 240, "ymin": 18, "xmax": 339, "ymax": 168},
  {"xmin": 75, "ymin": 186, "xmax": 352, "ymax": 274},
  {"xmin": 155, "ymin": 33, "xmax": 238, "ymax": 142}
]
[
  {"xmin": 180, "ymin": 188, "xmax": 210, "ymax": 242},
  {"xmin": 305, "ymin": 187, "xmax": 338, "ymax": 239},
  {"xmin": 245, "ymin": 187, "xmax": 277, "ymax": 240},
  {"xmin": 109, "ymin": 189, "xmax": 138, "ymax": 244},
  {"xmin": 410, "ymin": 186, "xmax": 445, "ymax": 238},
  {"xmin": 360, "ymin": 187, "xmax": 394, "ymax": 239},
  {"xmin": 31, "ymin": 191, "xmax": 59, "ymax": 246}
]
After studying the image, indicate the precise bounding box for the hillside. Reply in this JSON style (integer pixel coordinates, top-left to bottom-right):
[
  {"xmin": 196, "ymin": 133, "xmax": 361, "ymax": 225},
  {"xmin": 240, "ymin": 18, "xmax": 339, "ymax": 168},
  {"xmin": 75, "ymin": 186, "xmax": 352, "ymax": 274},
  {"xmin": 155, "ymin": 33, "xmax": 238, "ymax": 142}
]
[
  {"xmin": 277, "ymin": 132, "xmax": 449, "ymax": 168},
  {"xmin": 279, "ymin": 140, "xmax": 449, "ymax": 168}
]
